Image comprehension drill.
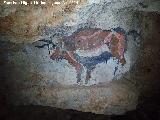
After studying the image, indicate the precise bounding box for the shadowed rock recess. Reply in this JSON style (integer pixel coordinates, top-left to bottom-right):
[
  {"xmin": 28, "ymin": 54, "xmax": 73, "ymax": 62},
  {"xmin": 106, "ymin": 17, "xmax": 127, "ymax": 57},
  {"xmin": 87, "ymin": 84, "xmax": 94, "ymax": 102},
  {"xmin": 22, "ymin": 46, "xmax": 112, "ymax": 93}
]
[{"xmin": 0, "ymin": 0, "xmax": 160, "ymax": 119}]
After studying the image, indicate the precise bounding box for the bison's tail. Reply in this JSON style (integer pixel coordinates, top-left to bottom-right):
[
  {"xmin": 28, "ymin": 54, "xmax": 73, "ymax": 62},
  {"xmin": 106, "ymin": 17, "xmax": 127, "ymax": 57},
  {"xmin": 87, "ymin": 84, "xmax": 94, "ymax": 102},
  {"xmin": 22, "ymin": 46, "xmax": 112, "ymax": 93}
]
[
  {"xmin": 112, "ymin": 27, "xmax": 140, "ymax": 45},
  {"xmin": 112, "ymin": 27, "xmax": 140, "ymax": 40},
  {"xmin": 127, "ymin": 30, "xmax": 140, "ymax": 42}
]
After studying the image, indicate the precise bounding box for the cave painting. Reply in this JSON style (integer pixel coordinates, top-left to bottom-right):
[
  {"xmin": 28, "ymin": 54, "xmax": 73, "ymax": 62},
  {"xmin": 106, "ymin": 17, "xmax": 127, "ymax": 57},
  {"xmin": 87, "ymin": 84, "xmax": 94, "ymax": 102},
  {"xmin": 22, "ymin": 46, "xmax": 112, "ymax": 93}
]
[{"xmin": 36, "ymin": 27, "xmax": 139, "ymax": 84}]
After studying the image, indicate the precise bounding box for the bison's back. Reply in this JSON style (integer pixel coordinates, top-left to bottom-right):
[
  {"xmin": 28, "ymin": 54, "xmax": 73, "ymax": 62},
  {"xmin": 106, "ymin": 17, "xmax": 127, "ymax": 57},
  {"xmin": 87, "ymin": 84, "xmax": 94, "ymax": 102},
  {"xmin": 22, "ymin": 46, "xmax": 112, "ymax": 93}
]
[{"xmin": 63, "ymin": 28, "xmax": 111, "ymax": 51}]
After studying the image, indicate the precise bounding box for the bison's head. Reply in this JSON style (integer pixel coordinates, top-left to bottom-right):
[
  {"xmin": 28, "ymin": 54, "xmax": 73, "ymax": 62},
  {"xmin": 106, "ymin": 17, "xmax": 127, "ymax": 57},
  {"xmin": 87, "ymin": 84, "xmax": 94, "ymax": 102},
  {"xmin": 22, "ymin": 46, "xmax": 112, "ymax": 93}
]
[{"xmin": 50, "ymin": 47, "xmax": 64, "ymax": 61}]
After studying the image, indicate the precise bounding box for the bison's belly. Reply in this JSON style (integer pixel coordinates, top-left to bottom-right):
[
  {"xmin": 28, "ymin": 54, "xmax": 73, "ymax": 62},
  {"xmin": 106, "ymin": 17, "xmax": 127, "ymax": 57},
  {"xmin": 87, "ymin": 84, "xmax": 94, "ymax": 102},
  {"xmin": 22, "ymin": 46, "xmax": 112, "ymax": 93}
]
[{"xmin": 74, "ymin": 51, "xmax": 112, "ymax": 70}]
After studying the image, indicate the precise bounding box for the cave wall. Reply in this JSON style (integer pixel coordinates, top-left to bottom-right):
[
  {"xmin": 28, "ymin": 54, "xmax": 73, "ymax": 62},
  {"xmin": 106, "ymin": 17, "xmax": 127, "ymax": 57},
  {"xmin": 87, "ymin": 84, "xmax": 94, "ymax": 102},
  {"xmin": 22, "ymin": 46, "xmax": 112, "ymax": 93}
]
[{"xmin": 0, "ymin": 0, "xmax": 160, "ymax": 115}]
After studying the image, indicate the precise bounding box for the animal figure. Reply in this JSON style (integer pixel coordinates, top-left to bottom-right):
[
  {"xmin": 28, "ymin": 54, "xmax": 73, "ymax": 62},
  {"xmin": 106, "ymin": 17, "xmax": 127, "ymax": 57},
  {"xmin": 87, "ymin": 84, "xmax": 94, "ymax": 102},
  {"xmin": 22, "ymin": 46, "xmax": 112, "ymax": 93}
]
[{"xmin": 36, "ymin": 27, "xmax": 139, "ymax": 84}]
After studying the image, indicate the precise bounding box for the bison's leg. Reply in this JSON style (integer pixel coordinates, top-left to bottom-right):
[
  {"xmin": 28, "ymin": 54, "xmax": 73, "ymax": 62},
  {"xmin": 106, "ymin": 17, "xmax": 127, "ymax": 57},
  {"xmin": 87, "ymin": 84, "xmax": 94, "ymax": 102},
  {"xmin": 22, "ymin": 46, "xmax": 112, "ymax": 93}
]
[
  {"xmin": 85, "ymin": 70, "xmax": 91, "ymax": 84},
  {"xmin": 76, "ymin": 67, "xmax": 83, "ymax": 83},
  {"xmin": 114, "ymin": 33, "xmax": 126, "ymax": 65},
  {"xmin": 85, "ymin": 67, "xmax": 95, "ymax": 84},
  {"xmin": 63, "ymin": 51, "xmax": 83, "ymax": 83}
]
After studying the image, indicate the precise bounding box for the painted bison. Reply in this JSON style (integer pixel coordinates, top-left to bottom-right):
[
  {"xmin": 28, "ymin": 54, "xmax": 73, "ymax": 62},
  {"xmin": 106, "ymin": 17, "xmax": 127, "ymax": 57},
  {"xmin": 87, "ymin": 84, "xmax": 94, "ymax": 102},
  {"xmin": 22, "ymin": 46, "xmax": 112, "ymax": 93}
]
[{"xmin": 35, "ymin": 27, "xmax": 139, "ymax": 84}]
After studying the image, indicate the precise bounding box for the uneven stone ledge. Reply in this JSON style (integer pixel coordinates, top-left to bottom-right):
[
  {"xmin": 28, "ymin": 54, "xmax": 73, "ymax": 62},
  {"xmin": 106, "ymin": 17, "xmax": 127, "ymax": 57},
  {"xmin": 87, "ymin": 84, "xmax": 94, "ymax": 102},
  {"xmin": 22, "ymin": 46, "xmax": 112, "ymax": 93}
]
[{"xmin": 8, "ymin": 80, "xmax": 138, "ymax": 115}]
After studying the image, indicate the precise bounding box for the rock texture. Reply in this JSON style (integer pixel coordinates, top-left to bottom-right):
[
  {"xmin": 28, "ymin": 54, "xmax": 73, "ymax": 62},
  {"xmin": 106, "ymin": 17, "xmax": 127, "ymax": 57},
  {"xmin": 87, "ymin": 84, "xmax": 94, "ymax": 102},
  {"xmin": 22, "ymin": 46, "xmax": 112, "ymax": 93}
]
[
  {"xmin": 0, "ymin": 0, "xmax": 160, "ymax": 116},
  {"xmin": 0, "ymin": 0, "xmax": 159, "ymax": 43},
  {"xmin": 0, "ymin": 0, "xmax": 87, "ymax": 42}
]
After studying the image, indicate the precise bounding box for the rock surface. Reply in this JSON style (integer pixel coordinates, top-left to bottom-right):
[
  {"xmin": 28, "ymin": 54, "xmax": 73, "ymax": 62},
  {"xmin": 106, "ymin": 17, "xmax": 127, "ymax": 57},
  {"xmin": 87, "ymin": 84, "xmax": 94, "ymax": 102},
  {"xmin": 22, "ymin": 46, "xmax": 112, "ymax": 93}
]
[
  {"xmin": 0, "ymin": 0, "xmax": 87, "ymax": 42},
  {"xmin": 0, "ymin": 0, "xmax": 160, "ymax": 115}
]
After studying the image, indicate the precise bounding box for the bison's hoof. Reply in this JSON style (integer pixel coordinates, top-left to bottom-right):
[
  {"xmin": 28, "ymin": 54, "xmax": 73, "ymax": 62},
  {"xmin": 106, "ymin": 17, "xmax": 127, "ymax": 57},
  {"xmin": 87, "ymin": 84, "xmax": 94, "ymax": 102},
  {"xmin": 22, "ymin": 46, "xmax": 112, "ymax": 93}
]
[{"xmin": 77, "ymin": 81, "xmax": 83, "ymax": 85}]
